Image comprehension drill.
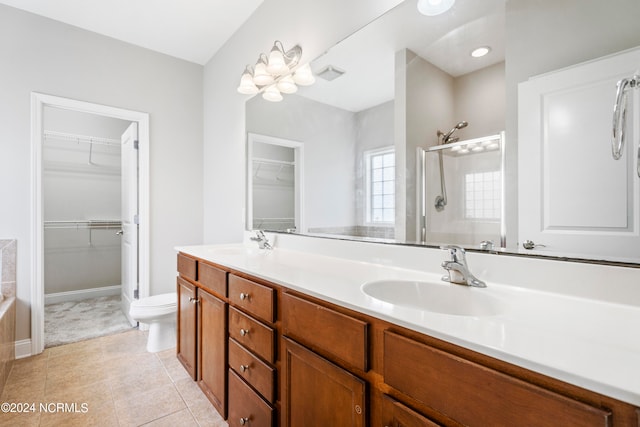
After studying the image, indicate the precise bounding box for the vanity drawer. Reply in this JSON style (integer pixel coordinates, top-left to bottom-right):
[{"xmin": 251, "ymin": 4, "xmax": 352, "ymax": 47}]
[
  {"xmin": 229, "ymin": 306, "xmax": 275, "ymax": 363},
  {"xmin": 229, "ymin": 275, "xmax": 275, "ymax": 323},
  {"xmin": 228, "ymin": 369, "xmax": 274, "ymax": 427},
  {"xmin": 282, "ymin": 292, "xmax": 368, "ymax": 371},
  {"xmin": 383, "ymin": 331, "xmax": 612, "ymax": 427},
  {"xmin": 198, "ymin": 262, "xmax": 227, "ymax": 297},
  {"xmin": 177, "ymin": 253, "xmax": 197, "ymax": 281},
  {"xmin": 381, "ymin": 395, "xmax": 441, "ymax": 427},
  {"xmin": 229, "ymin": 337, "xmax": 276, "ymax": 403}
]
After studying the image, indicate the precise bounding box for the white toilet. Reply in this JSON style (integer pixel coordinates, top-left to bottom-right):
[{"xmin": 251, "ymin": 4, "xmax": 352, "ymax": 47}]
[{"xmin": 129, "ymin": 292, "xmax": 177, "ymax": 352}]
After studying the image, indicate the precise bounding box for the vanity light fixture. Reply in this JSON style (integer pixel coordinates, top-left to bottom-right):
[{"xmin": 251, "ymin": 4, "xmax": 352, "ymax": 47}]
[
  {"xmin": 417, "ymin": 0, "xmax": 455, "ymax": 16},
  {"xmin": 471, "ymin": 46, "xmax": 491, "ymax": 58},
  {"xmin": 237, "ymin": 40, "xmax": 315, "ymax": 102}
]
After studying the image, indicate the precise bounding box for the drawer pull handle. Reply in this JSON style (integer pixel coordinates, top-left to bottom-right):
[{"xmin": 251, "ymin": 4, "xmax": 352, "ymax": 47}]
[
  {"xmin": 240, "ymin": 292, "xmax": 249, "ymax": 301},
  {"xmin": 240, "ymin": 364, "xmax": 249, "ymax": 372},
  {"xmin": 239, "ymin": 417, "xmax": 249, "ymax": 425},
  {"xmin": 240, "ymin": 328, "xmax": 249, "ymax": 336}
]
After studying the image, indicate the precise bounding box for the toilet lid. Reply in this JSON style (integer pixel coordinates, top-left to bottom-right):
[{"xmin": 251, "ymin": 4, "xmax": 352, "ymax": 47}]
[{"xmin": 133, "ymin": 292, "xmax": 177, "ymax": 307}]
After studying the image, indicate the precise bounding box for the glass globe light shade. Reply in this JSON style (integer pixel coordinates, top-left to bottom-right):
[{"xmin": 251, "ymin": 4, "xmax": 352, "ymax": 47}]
[{"xmin": 262, "ymin": 85, "xmax": 283, "ymax": 102}]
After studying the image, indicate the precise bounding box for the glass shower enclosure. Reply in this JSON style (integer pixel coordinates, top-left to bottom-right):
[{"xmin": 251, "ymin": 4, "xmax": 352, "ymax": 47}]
[{"xmin": 419, "ymin": 132, "xmax": 505, "ymax": 248}]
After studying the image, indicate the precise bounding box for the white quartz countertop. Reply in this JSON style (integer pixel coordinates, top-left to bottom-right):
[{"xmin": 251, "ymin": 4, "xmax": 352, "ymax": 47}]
[{"xmin": 176, "ymin": 243, "xmax": 640, "ymax": 407}]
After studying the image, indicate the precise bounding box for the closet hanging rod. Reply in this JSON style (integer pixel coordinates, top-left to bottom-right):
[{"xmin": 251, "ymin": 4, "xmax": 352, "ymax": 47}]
[
  {"xmin": 44, "ymin": 220, "xmax": 122, "ymax": 230},
  {"xmin": 43, "ymin": 130, "xmax": 121, "ymax": 147},
  {"xmin": 252, "ymin": 157, "xmax": 295, "ymax": 166}
]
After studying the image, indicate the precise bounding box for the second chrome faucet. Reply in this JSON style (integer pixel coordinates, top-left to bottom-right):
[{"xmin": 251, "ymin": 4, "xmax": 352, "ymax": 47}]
[
  {"xmin": 250, "ymin": 230, "xmax": 273, "ymax": 250},
  {"xmin": 440, "ymin": 245, "xmax": 486, "ymax": 288}
]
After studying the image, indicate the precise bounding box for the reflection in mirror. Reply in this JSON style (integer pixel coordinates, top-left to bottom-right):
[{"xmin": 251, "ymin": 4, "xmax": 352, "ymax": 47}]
[
  {"xmin": 246, "ymin": 0, "xmax": 640, "ymax": 265},
  {"xmin": 420, "ymin": 133, "xmax": 505, "ymax": 248},
  {"xmin": 246, "ymin": 133, "xmax": 303, "ymax": 232}
]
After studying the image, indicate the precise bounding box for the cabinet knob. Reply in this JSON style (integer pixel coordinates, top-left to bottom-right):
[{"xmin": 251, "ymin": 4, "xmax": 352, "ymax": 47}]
[
  {"xmin": 239, "ymin": 417, "xmax": 249, "ymax": 425},
  {"xmin": 189, "ymin": 297, "xmax": 199, "ymax": 304},
  {"xmin": 240, "ymin": 328, "xmax": 249, "ymax": 336},
  {"xmin": 240, "ymin": 364, "xmax": 249, "ymax": 372},
  {"xmin": 239, "ymin": 292, "xmax": 249, "ymax": 301}
]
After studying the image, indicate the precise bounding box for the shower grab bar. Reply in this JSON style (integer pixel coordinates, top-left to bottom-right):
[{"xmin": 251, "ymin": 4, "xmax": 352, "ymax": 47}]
[{"xmin": 612, "ymin": 74, "xmax": 639, "ymax": 177}]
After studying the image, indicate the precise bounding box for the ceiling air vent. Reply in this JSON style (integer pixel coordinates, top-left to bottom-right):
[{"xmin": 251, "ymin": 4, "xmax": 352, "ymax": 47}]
[{"xmin": 316, "ymin": 65, "xmax": 345, "ymax": 81}]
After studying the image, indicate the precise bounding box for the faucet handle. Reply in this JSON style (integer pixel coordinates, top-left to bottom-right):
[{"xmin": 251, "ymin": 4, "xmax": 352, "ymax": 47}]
[{"xmin": 440, "ymin": 245, "xmax": 466, "ymax": 263}]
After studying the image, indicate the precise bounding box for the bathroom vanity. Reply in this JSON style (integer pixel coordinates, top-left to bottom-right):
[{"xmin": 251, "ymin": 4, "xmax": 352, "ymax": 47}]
[{"xmin": 175, "ymin": 240, "xmax": 640, "ymax": 427}]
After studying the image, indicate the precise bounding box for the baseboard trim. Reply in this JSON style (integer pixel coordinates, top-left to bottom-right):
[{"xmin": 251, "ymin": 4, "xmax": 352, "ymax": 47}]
[
  {"xmin": 15, "ymin": 339, "xmax": 32, "ymax": 359},
  {"xmin": 45, "ymin": 285, "xmax": 121, "ymax": 305}
]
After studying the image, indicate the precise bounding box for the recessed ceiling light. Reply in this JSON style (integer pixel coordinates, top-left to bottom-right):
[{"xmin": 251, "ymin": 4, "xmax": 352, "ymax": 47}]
[
  {"xmin": 417, "ymin": 0, "xmax": 455, "ymax": 16},
  {"xmin": 471, "ymin": 46, "xmax": 491, "ymax": 58}
]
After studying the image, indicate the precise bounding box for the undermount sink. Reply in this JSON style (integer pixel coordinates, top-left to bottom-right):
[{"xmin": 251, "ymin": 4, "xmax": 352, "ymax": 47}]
[{"xmin": 361, "ymin": 279, "xmax": 503, "ymax": 316}]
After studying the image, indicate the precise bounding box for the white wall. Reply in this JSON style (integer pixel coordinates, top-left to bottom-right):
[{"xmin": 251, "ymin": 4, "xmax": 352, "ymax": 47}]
[
  {"xmin": 403, "ymin": 51, "xmax": 455, "ymax": 241},
  {"xmin": 203, "ymin": 0, "xmax": 404, "ymax": 243},
  {"xmin": 0, "ymin": 4, "xmax": 203, "ymax": 341},
  {"xmin": 453, "ymin": 62, "xmax": 505, "ymax": 141}
]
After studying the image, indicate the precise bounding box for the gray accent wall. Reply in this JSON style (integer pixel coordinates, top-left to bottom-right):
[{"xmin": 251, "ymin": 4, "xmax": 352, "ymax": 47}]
[{"xmin": 0, "ymin": 4, "xmax": 204, "ymax": 342}]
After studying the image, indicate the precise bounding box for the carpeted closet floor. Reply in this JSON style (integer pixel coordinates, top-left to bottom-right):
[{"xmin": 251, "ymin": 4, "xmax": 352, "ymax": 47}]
[{"xmin": 44, "ymin": 295, "xmax": 134, "ymax": 348}]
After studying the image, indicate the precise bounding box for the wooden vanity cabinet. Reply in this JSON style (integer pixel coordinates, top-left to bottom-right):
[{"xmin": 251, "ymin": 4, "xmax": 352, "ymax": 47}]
[
  {"xmin": 381, "ymin": 395, "xmax": 441, "ymax": 427},
  {"xmin": 228, "ymin": 369, "xmax": 275, "ymax": 427},
  {"xmin": 383, "ymin": 330, "xmax": 613, "ymax": 427},
  {"xmin": 177, "ymin": 253, "xmax": 640, "ymax": 427},
  {"xmin": 283, "ymin": 337, "xmax": 366, "ymax": 427},
  {"xmin": 197, "ymin": 287, "xmax": 227, "ymax": 417},
  {"xmin": 282, "ymin": 292, "xmax": 368, "ymax": 371},
  {"xmin": 177, "ymin": 276, "xmax": 197, "ymax": 380},
  {"xmin": 195, "ymin": 261, "xmax": 228, "ymax": 416},
  {"xmin": 176, "ymin": 255, "xmax": 229, "ymax": 417},
  {"xmin": 227, "ymin": 274, "xmax": 278, "ymax": 427},
  {"xmin": 281, "ymin": 291, "xmax": 368, "ymax": 427}
]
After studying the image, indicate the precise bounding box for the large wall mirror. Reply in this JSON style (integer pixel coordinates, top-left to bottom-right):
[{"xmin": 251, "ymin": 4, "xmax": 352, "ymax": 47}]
[{"xmin": 246, "ymin": 0, "xmax": 640, "ymax": 265}]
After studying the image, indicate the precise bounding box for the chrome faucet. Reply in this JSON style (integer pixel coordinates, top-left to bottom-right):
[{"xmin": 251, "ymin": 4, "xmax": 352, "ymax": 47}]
[
  {"xmin": 440, "ymin": 245, "xmax": 486, "ymax": 288},
  {"xmin": 250, "ymin": 230, "xmax": 272, "ymax": 250}
]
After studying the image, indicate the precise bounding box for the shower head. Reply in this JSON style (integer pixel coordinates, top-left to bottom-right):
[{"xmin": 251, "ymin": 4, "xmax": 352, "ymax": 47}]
[{"xmin": 440, "ymin": 121, "xmax": 469, "ymax": 144}]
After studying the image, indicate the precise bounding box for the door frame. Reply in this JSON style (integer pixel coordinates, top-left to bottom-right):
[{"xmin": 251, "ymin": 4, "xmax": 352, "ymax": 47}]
[
  {"xmin": 30, "ymin": 92, "xmax": 150, "ymax": 355},
  {"xmin": 246, "ymin": 133, "xmax": 305, "ymax": 233}
]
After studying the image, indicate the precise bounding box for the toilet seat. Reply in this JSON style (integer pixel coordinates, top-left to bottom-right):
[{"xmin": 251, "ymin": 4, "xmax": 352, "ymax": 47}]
[
  {"xmin": 129, "ymin": 292, "xmax": 178, "ymax": 352},
  {"xmin": 132, "ymin": 292, "xmax": 176, "ymax": 307},
  {"xmin": 130, "ymin": 293, "xmax": 177, "ymax": 320}
]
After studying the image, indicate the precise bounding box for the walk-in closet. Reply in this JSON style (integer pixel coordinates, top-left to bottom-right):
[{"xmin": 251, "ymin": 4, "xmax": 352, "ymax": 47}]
[{"xmin": 42, "ymin": 106, "xmax": 134, "ymax": 347}]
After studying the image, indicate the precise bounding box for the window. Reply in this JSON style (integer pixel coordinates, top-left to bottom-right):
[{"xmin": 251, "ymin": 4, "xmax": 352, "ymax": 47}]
[
  {"xmin": 465, "ymin": 171, "xmax": 501, "ymax": 220},
  {"xmin": 365, "ymin": 147, "xmax": 395, "ymax": 224}
]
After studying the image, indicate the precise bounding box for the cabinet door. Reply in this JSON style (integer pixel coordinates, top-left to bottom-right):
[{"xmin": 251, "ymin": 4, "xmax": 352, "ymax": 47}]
[
  {"xmin": 177, "ymin": 277, "xmax": 197, "ymax": 380},
  {"xmin": 283, "ymin": 338, "xmax": 365, "ymax": 427},
  {"xmin": 381, "ymin": 395, "xmax": 441, "ymax": 427},
  {"xmin": 384, "ymin": 331, "xmax": 612, "ymax": 427},
  {"xmin": 228, "ymin": 369, "xmax": 274, "ymax": 427},
  {"xmin": 198, "ymin": 288, "xmax": 227, "ymax": 418}
]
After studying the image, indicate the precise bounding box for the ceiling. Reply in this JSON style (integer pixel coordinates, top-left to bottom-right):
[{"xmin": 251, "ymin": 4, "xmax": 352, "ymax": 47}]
[
  {"xmin": 0, "ymin": 0, "xmax": 263, "ymax": 64},
  {"xmin": 297, "ymin": 0, "xmax": 505, "ymax": 112}
]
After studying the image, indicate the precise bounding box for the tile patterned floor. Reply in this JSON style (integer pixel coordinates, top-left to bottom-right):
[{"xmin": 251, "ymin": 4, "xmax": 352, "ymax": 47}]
[{"xmin": 0, "ymin": 330, "xmax": 228, "ymax": 427}]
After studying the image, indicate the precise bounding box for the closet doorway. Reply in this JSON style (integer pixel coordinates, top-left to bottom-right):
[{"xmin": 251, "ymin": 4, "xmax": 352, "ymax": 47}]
[{"xmin": 31, "ymin": 93, "xmax": 150, "ymax": 355}]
